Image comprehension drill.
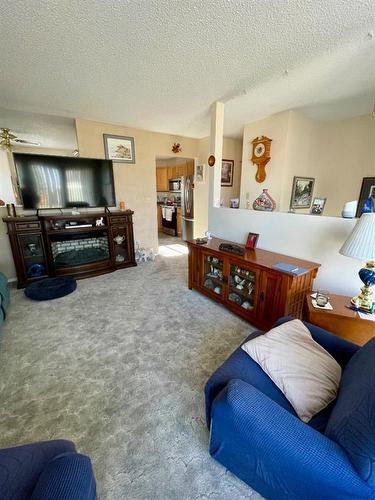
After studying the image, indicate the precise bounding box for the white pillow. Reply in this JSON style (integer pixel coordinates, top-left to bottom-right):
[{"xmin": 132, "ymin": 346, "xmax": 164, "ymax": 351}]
[{"xmin": 241, "ymin": 319, "xmax": 341, "ymax": 422}]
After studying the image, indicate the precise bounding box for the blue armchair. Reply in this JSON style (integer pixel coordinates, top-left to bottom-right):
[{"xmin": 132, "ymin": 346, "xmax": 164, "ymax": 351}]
[
  {"xmin": 205, "ymin": 317, "xmax": 375, "ymax": 499},
  {"xmin": 0, "ymin": 440, "xmax": 96, "ymax": 500}
]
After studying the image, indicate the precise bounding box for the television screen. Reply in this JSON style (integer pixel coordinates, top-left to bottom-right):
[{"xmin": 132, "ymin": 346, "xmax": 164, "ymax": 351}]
[{"xmin": 14, "ymin": 154, "xmax": 116, "ymax": 209}]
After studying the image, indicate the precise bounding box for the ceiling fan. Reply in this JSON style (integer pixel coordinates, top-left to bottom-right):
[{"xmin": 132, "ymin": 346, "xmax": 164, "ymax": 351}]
[{"xmin": 0, "ymin": 128, "xmax": 40, "ymax": 151}]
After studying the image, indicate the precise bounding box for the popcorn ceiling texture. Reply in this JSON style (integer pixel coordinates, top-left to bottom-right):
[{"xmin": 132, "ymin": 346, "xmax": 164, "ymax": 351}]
[
  {"xmin": 1, "ymin": 1, "xmax": 375, "ymax": 138},
  {"xmin": 0, "ymin": 237, "xmax": 259, "ymax": 499}
]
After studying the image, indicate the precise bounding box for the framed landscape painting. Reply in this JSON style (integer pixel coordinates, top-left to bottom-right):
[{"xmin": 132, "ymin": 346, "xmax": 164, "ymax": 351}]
[
  {"xmin": 103, "ymin": 134, "xmax": 136, "ymax": 164},
  {"xmin": 221, "ymin": 159, "xmax": 234, "ymax": 187},
  {"xmin": 290, "ymin": 176, "xmax": 315, "ymax": 209}
]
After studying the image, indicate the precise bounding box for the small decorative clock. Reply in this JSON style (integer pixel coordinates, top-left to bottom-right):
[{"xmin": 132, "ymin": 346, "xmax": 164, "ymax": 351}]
[{"xmin": 251, "ymin": 136, "xmax": 272, "ymax": 183}]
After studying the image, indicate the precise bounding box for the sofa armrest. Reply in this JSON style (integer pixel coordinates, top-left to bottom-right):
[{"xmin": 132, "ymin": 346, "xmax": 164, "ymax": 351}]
[
  {"xmin": 210, "ymin": 379, "xmax": 371, "ymax": 499},
  {"xmin": 30, "ymin": 453, "xmax": 96, "ymax": 500},
  {"xmin": 0, "ymin": 440, "xmax": 77, "ymax": 500}
]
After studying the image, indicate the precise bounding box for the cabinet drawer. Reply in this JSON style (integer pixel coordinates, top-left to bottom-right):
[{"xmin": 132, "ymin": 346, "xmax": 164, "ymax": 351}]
[
  {"xmin": 15, "ymin": 221, "xmax": 41, "ymax": 231},
  {"xmin": 110, "ymin": 216, "xmax": 130, "ymax": 224}
]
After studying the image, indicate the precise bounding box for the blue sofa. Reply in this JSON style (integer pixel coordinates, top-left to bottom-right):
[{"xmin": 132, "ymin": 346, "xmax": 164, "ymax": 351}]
[
  {"xmin": 0, "ymin": 272, "xmax": 10, "ymax": 331},
  {"xmin": 205, "ymin": 317, "xmax": 375, "ymax": 499},
  {"xmin": 0, "ymin": 440, "xmax": 96, "ymax": 499}
]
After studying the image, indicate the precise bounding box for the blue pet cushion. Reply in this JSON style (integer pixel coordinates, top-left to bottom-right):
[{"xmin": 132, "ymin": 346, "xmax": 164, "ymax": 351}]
[
  {"xmin": 25, "ymin": 277, "xmax": 77, "ymax": 301},
  {"xmin": 325, "ymin": 338, "xmax": 375, "ymax": 485}
]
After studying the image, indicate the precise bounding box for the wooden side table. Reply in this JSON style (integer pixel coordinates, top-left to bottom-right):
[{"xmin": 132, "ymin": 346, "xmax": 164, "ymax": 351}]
[{"xmin": 304, "ymin": 293, "xmax": 375, "ymax": 346}]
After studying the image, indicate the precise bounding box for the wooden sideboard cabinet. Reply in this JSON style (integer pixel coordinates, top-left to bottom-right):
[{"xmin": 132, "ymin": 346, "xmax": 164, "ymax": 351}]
[
  {"xmin": 3, "ymin": 211, "xmax": 136, "ymax": 288},
  {"xmin": 187, "ymin": 238, "xmax": 320, "ymax": 330}
]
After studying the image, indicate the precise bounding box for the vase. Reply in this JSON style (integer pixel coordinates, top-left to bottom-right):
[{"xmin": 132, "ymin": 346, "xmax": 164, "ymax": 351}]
[{"xmin": 253, "ymin": 189, "xmax": 276, "ymax": 212}]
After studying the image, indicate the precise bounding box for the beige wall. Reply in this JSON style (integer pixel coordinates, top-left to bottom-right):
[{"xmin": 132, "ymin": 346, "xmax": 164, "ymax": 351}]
[
  {"xmin": 0, "ymin": 122, "xmax": 209, "ymax": 279},
  {"xmin": 240, "ymin": 110, "xmax": 375, "ymax": 215},
  {"xmin": 75, "ymin": 119, "xmax": 201, "ymax": 251},
  {"xmin": 240, "ymin": 112, "xmax": 289, "ymax": 209}
]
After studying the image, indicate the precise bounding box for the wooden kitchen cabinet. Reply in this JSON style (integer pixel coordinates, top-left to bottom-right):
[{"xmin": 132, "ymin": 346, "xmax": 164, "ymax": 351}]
[
  {"xmin": 167, "ymin": 166, "xmax": 176, "ymax": 180},
  {"xmin": 188, "ymin": 237, "xmax": 320, "ymax": 330},
  {"xmin": 156, "ymin": 167, "xmax": 169, "ymax": 191},
  {"xmin": 156, "ymin": 162, "xmax": 195, "ymax": 192},
  {"xmin": 186, "ymin": 160, "xmax": 194, "ymax": 176},
  {"xmin": 157, "ymin": 206, "xmax": 163, "ymax": 230},
  {"xmin": 177, "ymin": 207, "xmax": 182, "ymax": 236}
]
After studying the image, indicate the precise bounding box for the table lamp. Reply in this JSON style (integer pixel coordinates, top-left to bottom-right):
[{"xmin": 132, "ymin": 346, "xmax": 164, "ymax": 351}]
[{"xmin": 339, "ymin": 213, "xmax": 375, "ymax": 312}]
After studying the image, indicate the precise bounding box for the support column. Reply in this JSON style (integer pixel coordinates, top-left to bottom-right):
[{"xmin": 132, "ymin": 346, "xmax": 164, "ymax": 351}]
[{"xmin": 209, "ymin": 102, "xmax": 224, "ymax": 208}]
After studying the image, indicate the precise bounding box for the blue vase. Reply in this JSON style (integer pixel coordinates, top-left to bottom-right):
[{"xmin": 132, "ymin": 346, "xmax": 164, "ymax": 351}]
[{"xmin": 359, "ymin": 267, "xmax": 375, "ymax": 286}]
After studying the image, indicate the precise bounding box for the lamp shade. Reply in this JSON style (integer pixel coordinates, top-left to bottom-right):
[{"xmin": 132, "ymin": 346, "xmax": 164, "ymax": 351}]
[{"xmin": 340, "ymin": 213, "xmax": 375, "ymax": 261}]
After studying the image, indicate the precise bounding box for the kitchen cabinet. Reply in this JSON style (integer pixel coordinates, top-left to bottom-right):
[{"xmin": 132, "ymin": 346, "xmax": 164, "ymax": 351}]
[
  {"xmin": 157, "ymin": 206, "xmax": 163, "ymax": 231},
  {"xmin": 186, "ymin": 160, "xmax": 194, "ymax": 176},
  {"xmin": 156, "ymin": 167, "xmax": 169, "ymax": 191},
  {"xmin": 157, "ymin": 161, "xmax": 195, "ymax": 192},
  {"xmin": 177, "ymin": 207, "xmax": 182, "ymax": 236},
  {"xmin": 188, "ymin": 237, "xmax": 320, "ymax": 330}
]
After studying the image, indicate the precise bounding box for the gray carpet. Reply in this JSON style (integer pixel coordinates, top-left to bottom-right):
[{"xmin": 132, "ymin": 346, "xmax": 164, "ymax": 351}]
[{"xmin": 0, "ymin": 237, "xmax": 261, "ymax": 499}]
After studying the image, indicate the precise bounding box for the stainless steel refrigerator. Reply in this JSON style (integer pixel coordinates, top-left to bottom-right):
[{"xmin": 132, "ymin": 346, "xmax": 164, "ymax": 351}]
[{"xmin": 181, "ymin": 175, "xmax": 194, "ymax": 241}]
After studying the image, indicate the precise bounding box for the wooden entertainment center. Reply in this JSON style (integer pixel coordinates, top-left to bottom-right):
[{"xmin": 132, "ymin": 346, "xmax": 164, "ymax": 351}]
[
  {"xmin": 3, "ymin": 210, "xmax": 136, "ymax": 288},
  {"xmin": 188, "ymin": 237, "xmax": 320, "ymax": 330}
]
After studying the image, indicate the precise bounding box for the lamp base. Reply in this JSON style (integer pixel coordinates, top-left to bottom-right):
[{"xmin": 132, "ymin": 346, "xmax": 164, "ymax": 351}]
[
  {"xmin": 351, "ymin": 261, "xmax": 375, "ymax": 313},
  {"xmin": 351, "ymin": 285, "xmax": 374, "ymax": 312}
]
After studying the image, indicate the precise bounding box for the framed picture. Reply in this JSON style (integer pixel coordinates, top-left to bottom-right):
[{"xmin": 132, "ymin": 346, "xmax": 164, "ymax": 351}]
[
  {"xmin": 310, "ymin": 197, "xmax": 327, "ymax": 215},
  {"xmin": 246, "ymin": 232, "xmax": 259, "ymax": 250},
  {"xmin": 221, "ymin": 159, "xmax": 234, "ymax": 187},
  {"xmin": 195, "ymin": 164, "xmax": 205, "ymax": 183},
  {"xmin": 103, "ymin": 134, "xmax": 136, "ymax": 163},
  {"xmin": 356, "ymin": 177, "xmax": 375, "ymax": 217},
  {"xmin": 290, "ymin": 176, "xmax": 315, "ymax": 209}
]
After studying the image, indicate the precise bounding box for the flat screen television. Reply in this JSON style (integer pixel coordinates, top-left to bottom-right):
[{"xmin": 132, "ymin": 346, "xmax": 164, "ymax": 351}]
[{"xmin": 14, "ymin": 153, "xmax": 116, "ymax": 209}]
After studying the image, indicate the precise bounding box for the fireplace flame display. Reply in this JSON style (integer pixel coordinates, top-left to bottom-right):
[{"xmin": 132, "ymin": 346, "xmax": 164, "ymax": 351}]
[{"xmin": 50, "ymin": 231, "xmax": 110, "ymax": 268}]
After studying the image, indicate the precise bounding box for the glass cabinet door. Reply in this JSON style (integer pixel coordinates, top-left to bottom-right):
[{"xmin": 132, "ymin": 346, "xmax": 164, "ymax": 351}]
[
  {"xmin": 228, "ymin": 264, "xmax": 257, "ymax": 312},
  {"xmin": 202, "ymin": 254, "xmax": 224, "ymax": 297},
  {"xmin": 112, "ymin": 226, "xmax": 130, "ymax": 265},
  {"xmin": 17, "ymin": 233, "xmax": 48, "ymax": 279}
]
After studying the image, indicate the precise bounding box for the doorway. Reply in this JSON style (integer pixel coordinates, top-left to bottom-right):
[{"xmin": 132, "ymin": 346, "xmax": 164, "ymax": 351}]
[{"xmin": 155, "ymin": 156, "xmax": 195, "ymax": 254}]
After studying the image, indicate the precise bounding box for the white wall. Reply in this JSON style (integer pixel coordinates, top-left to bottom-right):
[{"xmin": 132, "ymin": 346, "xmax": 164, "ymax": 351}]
[{"xmin": 208, "ymin": 202, "xmax": 361, "ymax": 296}]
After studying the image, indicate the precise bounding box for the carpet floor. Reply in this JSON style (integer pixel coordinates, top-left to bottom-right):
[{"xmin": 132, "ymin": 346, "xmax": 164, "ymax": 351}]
[{"xmin": 0, "ymin": 237, "xmax": 261, "ymax": 499}]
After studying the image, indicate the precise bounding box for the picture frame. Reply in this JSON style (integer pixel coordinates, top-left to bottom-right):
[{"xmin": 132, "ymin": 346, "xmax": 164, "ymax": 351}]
[
  {"xmin": 290, "ymin": 176, "xmax": 315, "ymax": 209},
  {"xmin": 310, "ymin": 197, "xmax": 327, "ymax": 215},
  {"xmin": 195, "ymin": 164, "xmax": 205, "ymax": 183},
  {"xmin": 356, "ymin": 177, "xmax": 375, "ymax": 217},
  {"xmin": 103, "ymin": 134, "xmax": 136, "ymax": 164},
  {"xmin": 246, "ymin": 232, "xmax": 259, "ymax": 250},
  {"xmin": 221, "ymin": 159, "xmax": 234, "ymax": 187}
]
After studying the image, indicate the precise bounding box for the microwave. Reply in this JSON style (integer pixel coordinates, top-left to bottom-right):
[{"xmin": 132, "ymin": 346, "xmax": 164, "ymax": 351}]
[{"xmin": 169, "ymin": 178, "xmax": 181, "ymax": 192}]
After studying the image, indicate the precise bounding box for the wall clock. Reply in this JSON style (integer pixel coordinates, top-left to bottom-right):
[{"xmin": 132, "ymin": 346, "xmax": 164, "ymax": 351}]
[{"xmin": 251, "ymin": 136, "xmax": 272, "ymax": 183}]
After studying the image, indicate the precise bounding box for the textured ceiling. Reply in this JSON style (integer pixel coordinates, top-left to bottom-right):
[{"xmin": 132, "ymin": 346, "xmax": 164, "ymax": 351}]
[{"xmin": 1, "ymin": 0, "xmax": 375, "ymax": 140}]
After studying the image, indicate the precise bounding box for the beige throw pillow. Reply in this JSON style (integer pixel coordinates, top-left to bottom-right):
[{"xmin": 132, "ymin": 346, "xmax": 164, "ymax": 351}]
[{"xmin": 241, "ymin": 319, "xmax": 341, "ymax": 422}]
